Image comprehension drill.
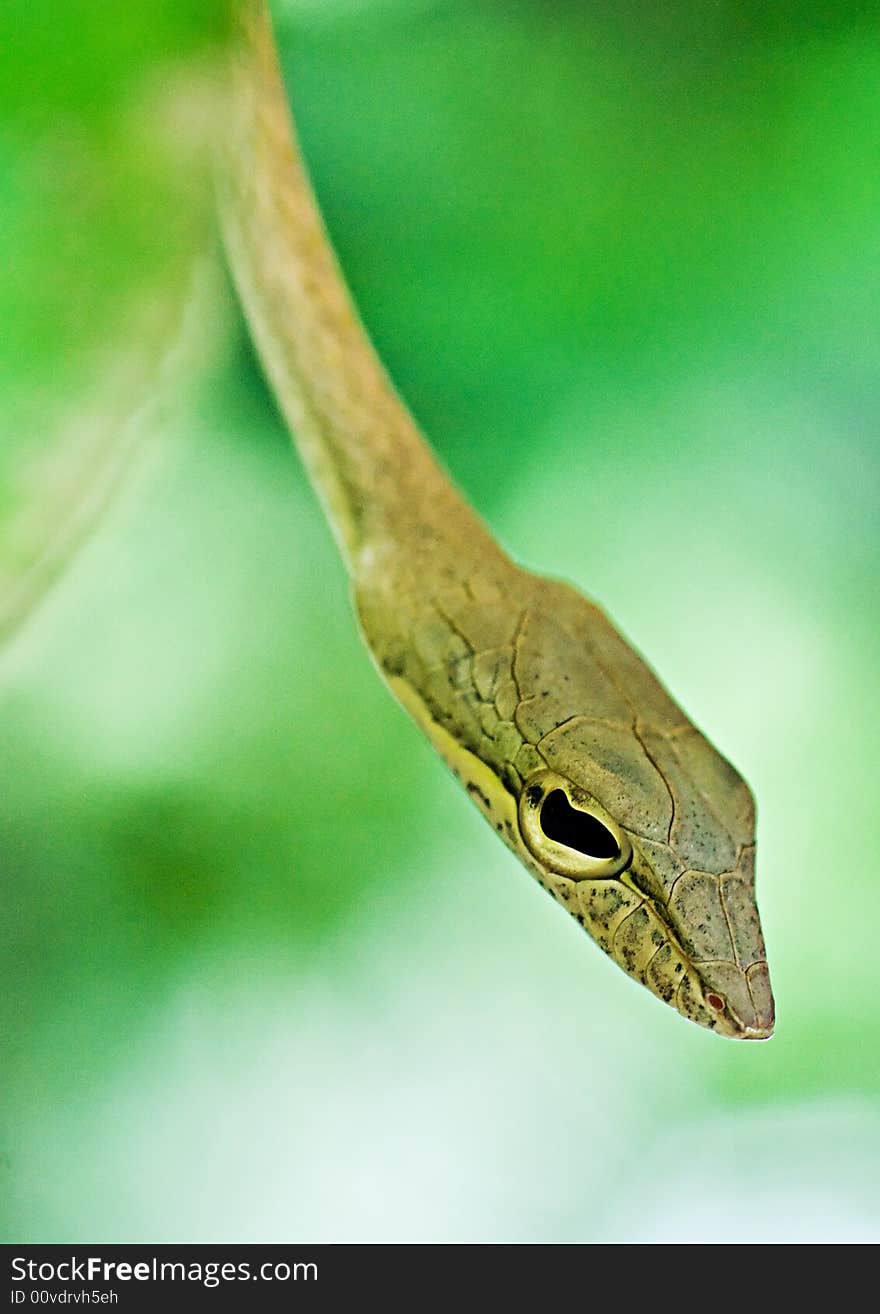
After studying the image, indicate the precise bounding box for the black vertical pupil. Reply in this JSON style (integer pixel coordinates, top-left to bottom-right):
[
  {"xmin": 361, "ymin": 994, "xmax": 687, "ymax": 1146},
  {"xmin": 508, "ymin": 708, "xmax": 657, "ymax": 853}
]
[{"xmin": 540, "ymin": 790, "xmax": 620, "ymax": 860}]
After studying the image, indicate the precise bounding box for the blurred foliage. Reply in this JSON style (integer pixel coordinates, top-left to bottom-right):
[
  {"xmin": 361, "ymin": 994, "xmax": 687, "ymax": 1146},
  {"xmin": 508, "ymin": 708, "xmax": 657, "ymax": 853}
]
[
  {"xmin": 1, "ymin": 1, "xmax": 227, "ymax": 389},
  {"xmin": 0, "ymin": 0, "xmax": 228, "ymax": 642},
  {"xmin": 1, "ymin": 0, "xmax": 879, "ymax": 1242}
]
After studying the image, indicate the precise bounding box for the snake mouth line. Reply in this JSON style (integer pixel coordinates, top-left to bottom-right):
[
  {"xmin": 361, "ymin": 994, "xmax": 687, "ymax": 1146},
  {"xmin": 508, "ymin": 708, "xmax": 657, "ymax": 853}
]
[{"xmin": 738, "ymin": 1025, "xmax": 773, "ymax": 1041}]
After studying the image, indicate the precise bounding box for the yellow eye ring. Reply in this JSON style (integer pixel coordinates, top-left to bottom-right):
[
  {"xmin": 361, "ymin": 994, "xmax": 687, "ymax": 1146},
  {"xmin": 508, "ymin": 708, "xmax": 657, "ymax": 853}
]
[{"xmin": 518, "ymin": 770, "xmax": 633, "ymax": 880}]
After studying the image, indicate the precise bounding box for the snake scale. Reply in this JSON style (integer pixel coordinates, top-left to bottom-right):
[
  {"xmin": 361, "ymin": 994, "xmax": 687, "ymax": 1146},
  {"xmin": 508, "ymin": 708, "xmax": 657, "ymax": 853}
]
[{"xmin": 218, "ymin": 0, "xmax": 774, "ymax": 1039}]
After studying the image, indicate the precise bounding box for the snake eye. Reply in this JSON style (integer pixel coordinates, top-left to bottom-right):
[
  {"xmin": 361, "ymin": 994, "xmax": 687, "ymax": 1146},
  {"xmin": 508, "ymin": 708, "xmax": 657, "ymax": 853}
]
[
  {"xmin": 518, "ymin": 770, "xmax": 632, "ymax": 880},
  {"xmin": 540, "ymin": 789, "xmax": 620, "ymax": 859}
]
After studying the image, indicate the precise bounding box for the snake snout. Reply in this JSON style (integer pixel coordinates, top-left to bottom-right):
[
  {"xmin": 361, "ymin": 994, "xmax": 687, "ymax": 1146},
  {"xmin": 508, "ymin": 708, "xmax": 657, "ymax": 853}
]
[{"xmin": 700, "ymin": 959, "xmax": 775, "ymax": 1040}]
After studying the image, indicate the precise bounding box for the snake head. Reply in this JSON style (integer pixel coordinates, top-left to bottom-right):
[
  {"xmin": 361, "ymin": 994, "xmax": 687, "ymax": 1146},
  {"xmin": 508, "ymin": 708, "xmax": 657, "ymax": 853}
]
[
  {"xmin": 509, "ymin": 580, "xmax": 775, "ymax": 1039},
  {"xmin": 360, "ymin": 564, "xmax": 773, "ymax": 1040}
]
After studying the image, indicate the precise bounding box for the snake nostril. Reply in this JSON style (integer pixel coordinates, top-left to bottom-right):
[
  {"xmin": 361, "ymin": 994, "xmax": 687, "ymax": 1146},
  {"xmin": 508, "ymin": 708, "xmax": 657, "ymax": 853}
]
[{"xmin": 706, "ymin": 993, "xmax": 725, "ymax": 1012}]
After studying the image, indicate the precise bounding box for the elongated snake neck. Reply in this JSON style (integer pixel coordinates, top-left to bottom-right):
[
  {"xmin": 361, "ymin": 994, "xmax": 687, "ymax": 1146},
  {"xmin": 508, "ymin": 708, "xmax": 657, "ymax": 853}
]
[
  {"xmin": 218, "ymin": 0, "xmax": 494, "ymax": 575},
  {"xmin": 217, "ymin": 3, "xmax": 773, "ymax": 1041}
]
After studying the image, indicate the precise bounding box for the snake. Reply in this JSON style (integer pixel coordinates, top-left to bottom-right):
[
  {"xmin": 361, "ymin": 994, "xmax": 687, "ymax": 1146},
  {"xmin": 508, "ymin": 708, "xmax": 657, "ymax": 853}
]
[{"xmin": 218, "ymin": 0, "xmax": 774, "ymax": 1039}]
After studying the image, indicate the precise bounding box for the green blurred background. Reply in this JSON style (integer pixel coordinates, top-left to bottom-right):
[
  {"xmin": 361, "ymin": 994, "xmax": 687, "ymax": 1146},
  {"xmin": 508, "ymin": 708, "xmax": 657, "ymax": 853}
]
[{"xmin": 2, "ymin": 0, "xmax": 879, "ymax": 1242}]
